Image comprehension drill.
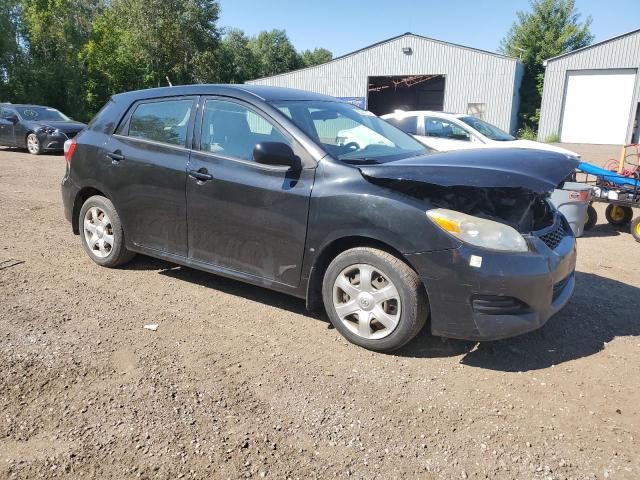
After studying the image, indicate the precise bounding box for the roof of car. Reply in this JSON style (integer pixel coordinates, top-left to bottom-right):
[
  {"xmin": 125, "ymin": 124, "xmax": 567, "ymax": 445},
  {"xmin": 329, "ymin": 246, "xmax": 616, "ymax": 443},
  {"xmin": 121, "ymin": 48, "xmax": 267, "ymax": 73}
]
[
  {"xmin": 0, "ymin": 103, "xmax": 51, "ymax": 108},
  {"xmin": 111, "ymin": 84, "xmax": 339, "ymax": 104},
  {"xmin": 382, "ymin": 110, "xmax": 467, "ymax": 120}
]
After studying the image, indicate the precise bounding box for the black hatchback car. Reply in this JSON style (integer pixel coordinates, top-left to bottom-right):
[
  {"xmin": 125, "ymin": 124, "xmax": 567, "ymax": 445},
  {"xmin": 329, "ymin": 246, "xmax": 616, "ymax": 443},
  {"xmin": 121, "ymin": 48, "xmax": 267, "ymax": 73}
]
[
  {"xmin": 61, "ymin": 85, "xmax": 578, "ymax": 352},
  {"xmin": 0, "ymin": 103, "xmax": 86, "ymax": 154}
]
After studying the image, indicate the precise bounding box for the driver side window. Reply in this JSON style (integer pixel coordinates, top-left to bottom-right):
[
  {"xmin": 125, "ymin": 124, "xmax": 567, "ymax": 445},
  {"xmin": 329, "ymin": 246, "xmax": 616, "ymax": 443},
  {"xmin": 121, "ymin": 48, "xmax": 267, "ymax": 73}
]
[
  {"xmin": 425, "ymin": 117, "xmax": 470, "ymax": 141},
  {"xmin": 200, "ymin": 99, "xmax": 291, "ymax": 162}
]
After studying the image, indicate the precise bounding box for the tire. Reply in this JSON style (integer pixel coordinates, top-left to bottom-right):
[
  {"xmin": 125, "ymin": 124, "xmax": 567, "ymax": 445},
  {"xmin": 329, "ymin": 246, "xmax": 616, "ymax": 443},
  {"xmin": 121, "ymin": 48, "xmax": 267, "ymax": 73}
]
[
  {"xmin": 631, "ymin": 217, "xmax": 640, "ymax": 243},
  {"xmin": 79, "ymin": 195, "xmax": 135, "ymax": 267},
  {"xmin": 605, "ymin": 204, "xmax": 633, "ymax": 227},
  {"xmin": 322, "ymin": 247, "xmax": 428, "ymax": 352},
  {"xmin": 26, "ymin": 133, "xmax": 42, "ymax": 155},
  {"xmin": 584, "ymin": 204, "xmax": 597, "ymax": 231}
]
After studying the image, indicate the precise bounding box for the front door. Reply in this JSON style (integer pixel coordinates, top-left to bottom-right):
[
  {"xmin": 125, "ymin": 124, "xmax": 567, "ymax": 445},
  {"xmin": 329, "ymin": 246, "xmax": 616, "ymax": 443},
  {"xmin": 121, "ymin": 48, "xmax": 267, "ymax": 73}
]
[
  {"xmin": 101, "ymin": 97, "xmax": 196, "ymax": 256},
  {"xmin": 186, "ymin": 97, "xmax": 314, "ymax": 287}
]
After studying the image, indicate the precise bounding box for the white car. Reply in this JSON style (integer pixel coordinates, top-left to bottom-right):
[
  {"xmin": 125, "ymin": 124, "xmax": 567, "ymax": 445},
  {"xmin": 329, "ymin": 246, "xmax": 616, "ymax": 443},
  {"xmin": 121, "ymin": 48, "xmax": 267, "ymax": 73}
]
[{"xmin": 381, "ymin": 111, "xmax": 580, "ymax": 158}]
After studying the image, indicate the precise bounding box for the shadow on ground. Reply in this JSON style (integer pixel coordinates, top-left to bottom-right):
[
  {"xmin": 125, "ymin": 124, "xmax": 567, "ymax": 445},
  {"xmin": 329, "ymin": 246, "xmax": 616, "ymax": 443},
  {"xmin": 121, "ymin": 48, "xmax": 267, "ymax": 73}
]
[{"xmin": 126, "ymin": 256, "xmax": 640, "ymax": 371}]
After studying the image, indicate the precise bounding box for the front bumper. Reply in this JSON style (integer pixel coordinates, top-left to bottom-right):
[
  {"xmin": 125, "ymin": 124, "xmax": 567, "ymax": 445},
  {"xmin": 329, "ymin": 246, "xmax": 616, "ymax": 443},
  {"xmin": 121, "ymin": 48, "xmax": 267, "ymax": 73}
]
[
  {"xmin": 38, "ymin": 131, "xmax": 74, "ymax": 151},
  {"xmin": 406, "ymin": 220, "xmax": 577, "ymax": 341}
]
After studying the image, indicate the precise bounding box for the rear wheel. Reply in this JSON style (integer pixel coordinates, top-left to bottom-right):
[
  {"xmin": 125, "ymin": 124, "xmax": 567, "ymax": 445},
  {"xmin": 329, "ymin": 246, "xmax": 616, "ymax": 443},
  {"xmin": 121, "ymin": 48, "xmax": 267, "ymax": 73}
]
[
  {"xmin": 79, "ymin": 195, "xmax": 135, "ymax": 267},
  {"xmin": 322, "ymin": 247, "xmax": 428, "ymax": 352},
  {"xmin": 584, "ymin": 204, "xmax": 597, "ymax": 231},
  {"xmin": 26, "ymin": 133, "xmax": 42, "ymax": 155},
  {"xmin": 605, "ymin": 204, "xmax": 633, "ymax": 227},
  {"xmin": 631, "ymin": 217, "xmax": 640, "ymax": 243}
]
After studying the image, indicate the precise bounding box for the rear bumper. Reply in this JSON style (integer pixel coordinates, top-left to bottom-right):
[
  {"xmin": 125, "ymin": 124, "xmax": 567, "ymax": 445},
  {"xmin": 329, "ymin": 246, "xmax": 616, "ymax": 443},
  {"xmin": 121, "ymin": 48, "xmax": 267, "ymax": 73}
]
[
  {"xmin": 406, "ymin": 225, "xmax": 577, "ymax": 341},
  {"xmin": 61, "ymin": 173, "xmax": 78, "ymax": 227}
]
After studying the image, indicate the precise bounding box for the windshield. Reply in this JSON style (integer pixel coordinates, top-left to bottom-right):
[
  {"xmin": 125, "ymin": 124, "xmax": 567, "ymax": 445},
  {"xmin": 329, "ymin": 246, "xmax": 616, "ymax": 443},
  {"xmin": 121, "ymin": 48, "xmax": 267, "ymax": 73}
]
[
  {"xmin": 15, "ymin": 106, "xmax": 70, "ymax": 122},
  {"xmin": 459, "ymin": 116, "xmax": 515, "ymax": 141},
  {"xmin": 271, "ymin": 101, "xmax": 429, "ymax": 163}
]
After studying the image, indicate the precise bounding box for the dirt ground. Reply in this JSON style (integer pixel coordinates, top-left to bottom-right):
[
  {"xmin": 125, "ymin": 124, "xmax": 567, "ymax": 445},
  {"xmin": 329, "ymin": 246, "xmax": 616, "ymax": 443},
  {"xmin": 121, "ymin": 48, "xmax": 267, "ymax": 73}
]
[{"xmin": 0, "ymin": 147, "xmax": 639, "ymax": 480}]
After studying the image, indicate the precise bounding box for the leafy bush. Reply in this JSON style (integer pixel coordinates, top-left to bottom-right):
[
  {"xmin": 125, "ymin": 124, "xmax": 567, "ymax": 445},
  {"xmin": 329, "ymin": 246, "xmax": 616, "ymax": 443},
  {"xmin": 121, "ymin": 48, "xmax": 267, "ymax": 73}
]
[{"xmin": 517, "ymin": 126, "xmax": 538, "ymax": 140}]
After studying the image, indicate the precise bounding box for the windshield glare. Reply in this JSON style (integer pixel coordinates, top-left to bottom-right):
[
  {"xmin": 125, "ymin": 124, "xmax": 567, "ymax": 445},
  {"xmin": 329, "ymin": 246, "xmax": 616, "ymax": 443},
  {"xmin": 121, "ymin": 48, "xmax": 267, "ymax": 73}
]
[
  {"xmin": 459, "ymin": 116, "xmax": 515, "ymax": 141},
  {"xmin": 272, "ymin": 101, "xmax": 428, "ymax": 163},
  {"xmin": 16, "ymin": 106, "xmax": 70, "ymax": 122}
]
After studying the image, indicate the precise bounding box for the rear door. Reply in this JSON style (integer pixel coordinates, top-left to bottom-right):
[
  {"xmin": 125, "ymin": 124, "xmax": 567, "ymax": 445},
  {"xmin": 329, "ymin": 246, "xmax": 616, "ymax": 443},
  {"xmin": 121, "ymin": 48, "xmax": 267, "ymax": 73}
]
[
  {"xmin": 102, "ymin": 96, "xmax": 196, "ymax": 256},
  {"xmin": 186, "ymin": 97, "xmax": 315, "ymax": 287},
  {"xmin": 0, "ymin": 107, "xmax": 16, "ymax": 146}
]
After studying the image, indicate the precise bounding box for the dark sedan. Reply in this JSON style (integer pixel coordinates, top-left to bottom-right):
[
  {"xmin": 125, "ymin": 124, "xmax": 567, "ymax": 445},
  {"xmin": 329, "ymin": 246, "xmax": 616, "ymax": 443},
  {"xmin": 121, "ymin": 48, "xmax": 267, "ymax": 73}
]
[
  {"xmin": 61, "ymin": 85, "xmax": 578, "ymax": 352},
  {"xmin": 0, "ymin": 103, "xmax": 86, "ymax": 155}
]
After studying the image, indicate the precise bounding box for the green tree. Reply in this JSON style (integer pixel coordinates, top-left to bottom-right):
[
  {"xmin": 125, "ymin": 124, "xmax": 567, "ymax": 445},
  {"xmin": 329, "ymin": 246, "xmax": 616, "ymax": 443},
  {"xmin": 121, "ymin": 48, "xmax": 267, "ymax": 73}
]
[
  {"xmin": 249, "ymin": 29, "xmax": 302, "ymax": 77},
  {"xmin": 81, "ymin": 0, "xmax": 221, "ymax": 114},
  {"xmin": 300, "ymin": 47, "xmax": 332, "ymax": 67},
  {"xmin": 217, "ymin": 28, "xmax": 259, "ymax": 83},
  {"xmin": 500, "ymin": 0, "xmax": 593, "ymax": 130}
]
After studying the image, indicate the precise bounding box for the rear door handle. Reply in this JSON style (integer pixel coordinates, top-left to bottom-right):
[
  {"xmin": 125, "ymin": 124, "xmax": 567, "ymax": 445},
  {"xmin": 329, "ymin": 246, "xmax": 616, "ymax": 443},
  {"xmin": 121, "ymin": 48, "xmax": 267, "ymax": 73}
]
[
  {"xmin": 107, "ymin": 151, "xmax": 124, "ymax": 163},
  {"xmin": 188, "ymin": 169, "xmax": 213, "ymax": 182}
]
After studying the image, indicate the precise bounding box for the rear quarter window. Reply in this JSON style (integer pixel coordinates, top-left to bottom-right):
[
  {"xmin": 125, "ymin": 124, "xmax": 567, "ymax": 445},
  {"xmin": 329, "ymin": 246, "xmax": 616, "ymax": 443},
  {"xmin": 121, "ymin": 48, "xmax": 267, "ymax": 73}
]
[{"xmin": 128, "ymin": 99, "xmax": 193, "ymax": 146}]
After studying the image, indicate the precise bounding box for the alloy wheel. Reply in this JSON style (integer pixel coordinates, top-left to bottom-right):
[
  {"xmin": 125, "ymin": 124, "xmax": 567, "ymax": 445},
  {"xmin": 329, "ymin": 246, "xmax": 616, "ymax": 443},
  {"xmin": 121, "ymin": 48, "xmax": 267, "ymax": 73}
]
[
  {"xmin": 83, "ymin": 207, "xmax": 114, "ymax": 258},
  {"xmin": 26, "ymin": 134, "xmax": 40, "ymax": 154},
  {"xmin": 332, "ymin": 263, "xmax": 401, "ymax": 340}
]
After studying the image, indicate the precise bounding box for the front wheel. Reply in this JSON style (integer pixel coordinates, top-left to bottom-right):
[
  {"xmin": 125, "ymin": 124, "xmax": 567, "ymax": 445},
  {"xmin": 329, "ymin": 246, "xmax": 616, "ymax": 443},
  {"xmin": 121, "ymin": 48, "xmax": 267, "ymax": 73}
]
[
  {"xmin": 584, "ymin": 204, "xmax": 597, "ymax": 231},
  {"xmin": 322, "ymin": 247, "xmax": 428, "ymax": 352},
  {"xmin": 79, "ymin": 195, "xmax": 135, "ymax": 267},
  {"xmin": 26, "ymin": 133, "xmax": 42, "ymax": 155}
]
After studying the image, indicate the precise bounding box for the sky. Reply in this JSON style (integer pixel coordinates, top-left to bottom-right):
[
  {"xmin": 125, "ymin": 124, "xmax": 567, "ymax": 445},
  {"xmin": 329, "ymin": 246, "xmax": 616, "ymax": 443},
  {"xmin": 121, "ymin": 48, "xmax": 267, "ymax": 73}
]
[{"xmin": 218, "ymin": 0, "xmax": 640, "ymax": 57}]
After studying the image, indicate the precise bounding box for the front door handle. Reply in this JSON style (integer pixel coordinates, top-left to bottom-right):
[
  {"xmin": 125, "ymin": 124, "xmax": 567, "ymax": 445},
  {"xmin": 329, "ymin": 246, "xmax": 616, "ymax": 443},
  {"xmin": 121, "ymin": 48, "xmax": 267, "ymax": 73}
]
[
  {"xmin": 107, "ymin": 151, "xmax": 124, "ymax": 163},
  {"xmin": 188, "ymin": 168, "xmax": 213, "ymax": 182}
]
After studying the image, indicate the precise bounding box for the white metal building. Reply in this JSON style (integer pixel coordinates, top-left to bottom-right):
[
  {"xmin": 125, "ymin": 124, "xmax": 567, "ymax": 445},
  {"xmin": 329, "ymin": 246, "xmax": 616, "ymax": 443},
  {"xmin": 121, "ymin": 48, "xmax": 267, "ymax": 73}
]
[
  {"xmin": 247, "ymin": 33, "xmax": 524, "ymax": 134},
  {"xmin": 538, "ymin": 29, "xmax": 640, "ymax": 145}
]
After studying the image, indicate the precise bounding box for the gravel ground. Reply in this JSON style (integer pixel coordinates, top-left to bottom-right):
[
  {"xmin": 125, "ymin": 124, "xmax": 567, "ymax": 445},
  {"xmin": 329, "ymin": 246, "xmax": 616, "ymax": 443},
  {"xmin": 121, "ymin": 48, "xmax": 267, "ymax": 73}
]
[{"xmin": 0, "ymin": 148, "xmax": 639, "ymax": 480}]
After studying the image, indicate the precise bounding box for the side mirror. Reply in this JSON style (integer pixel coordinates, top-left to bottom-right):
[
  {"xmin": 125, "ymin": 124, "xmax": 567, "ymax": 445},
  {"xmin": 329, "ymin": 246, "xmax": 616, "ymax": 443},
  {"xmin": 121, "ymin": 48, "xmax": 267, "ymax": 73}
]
[
  {"xmin": 5, "ymin": 115, "xmax": 18, "ymax": 123},
  {"xmin": 253, "ymin": 142, "xmax": 299, "ymax": 168}
]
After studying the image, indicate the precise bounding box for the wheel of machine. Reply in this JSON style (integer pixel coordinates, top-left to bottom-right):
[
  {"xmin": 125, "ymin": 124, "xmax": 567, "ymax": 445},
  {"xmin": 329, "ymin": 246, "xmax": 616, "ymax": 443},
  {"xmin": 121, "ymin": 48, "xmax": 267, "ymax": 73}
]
[
  {"xmin": 322, "ymin": 247, "xmax": 428, "ymax": 352},
  {"xmin": 631, "ymin": 217, "xmax": 640, "ymax": 243},
  {"xmin": 584, "ymin": 204, "xmax": 598, "ymax": 231},
  {"xmin": 26, "ymin": 133, "xmax": 42, "ymax": 155},
  {"xmin": 605, "ymin": 204, "xmax": 633, "ymax": 227}
]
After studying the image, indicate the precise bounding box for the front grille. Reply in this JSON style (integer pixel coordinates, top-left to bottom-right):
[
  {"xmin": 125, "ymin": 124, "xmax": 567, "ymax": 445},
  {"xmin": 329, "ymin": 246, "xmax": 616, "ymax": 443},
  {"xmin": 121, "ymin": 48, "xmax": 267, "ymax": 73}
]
[
  {"xmin": 538, "ymin": 221, "xmax": 566, "ymax": 250},
  {"xmin": 552, "ymin": 273, "xmax": 573, "ymax": 301},
  {"xmin": 472, "ymin": 295, "xmax": 530, "ymax": 315}
]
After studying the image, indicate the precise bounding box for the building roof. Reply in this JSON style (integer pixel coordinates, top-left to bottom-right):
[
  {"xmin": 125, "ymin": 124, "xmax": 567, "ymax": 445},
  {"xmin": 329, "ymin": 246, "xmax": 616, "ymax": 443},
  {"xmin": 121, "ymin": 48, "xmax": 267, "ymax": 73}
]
[
  {"xmin": 544, "ymin": 28, "xmax": 640, "ymax": 65},
  {"xmin": 249, "ymin": 32, "xmax": 520, "ymax": 82}
]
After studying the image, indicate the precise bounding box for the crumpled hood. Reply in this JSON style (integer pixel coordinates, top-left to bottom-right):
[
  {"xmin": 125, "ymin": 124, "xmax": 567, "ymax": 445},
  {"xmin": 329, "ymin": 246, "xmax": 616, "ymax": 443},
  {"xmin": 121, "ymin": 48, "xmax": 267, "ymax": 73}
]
[{"xmin": 358, "ymin": 148, "xmax": 579, "ymax": 194}]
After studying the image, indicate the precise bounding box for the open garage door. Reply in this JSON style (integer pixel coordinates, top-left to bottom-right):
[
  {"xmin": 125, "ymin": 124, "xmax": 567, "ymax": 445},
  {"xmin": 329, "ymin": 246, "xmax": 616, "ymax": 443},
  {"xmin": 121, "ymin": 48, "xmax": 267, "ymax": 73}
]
[
  {"xmin": 367, "ymin": 75, "xmax": 445, "ymax": 116},
  {"xmin": 560, "ymin": 69, "xmax": 636, "ymax": 144}
]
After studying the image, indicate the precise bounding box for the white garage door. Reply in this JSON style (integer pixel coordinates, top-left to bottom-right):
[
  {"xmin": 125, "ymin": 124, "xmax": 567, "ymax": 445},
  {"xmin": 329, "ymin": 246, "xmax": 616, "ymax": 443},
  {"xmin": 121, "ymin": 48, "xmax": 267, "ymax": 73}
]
[{"xmin": 560, "ymin": 69, "xmax": 636, "ymax": 144}]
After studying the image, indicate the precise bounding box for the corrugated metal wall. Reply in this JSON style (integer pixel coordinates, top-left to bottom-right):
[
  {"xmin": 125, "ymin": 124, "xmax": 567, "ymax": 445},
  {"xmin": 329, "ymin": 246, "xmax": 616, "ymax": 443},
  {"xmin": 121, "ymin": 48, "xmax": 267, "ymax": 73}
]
[
  {"xmin": 247, "ymin": 34, "xmax": 522, "ymax": 134},
  {"xmin": 538, "ymin": 30, "xmax": 640, "ymax": 143}
]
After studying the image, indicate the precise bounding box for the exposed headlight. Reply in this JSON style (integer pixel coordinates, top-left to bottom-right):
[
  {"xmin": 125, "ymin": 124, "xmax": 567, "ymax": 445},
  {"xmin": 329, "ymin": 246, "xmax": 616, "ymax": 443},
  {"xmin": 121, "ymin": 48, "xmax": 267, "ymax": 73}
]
[{"xmin": 426, "ymin": 208, "xmax": 528, "ymax": 252}]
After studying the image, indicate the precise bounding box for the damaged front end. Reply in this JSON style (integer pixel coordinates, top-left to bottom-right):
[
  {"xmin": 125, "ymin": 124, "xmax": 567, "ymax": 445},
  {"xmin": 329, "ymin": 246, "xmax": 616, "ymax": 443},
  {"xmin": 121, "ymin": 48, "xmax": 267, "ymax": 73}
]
[{"xmin": 358, "ymin": 148, "xmax": 579, "ymax": 236}]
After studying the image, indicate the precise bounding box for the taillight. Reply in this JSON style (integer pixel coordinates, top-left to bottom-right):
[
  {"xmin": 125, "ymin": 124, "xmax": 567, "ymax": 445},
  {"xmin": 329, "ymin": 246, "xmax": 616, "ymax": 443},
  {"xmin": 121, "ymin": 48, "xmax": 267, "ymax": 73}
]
[{"xmin": 64, "ymin": 138, "xmax": 77, "ymax": 162}]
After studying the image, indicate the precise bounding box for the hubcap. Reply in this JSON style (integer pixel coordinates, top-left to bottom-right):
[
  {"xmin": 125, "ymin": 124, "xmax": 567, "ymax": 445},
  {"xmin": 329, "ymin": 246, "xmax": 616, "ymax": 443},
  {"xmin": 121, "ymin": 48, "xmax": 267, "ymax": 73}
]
[
  {"xmin": 27, "ymin": 135, "xmax": 39, "ymax": 153},
  {"xmin": 83, "ymin": 207, "xmax": 114, "ymax": 258},
  {"xmin": 611, "ymin": 206, "xmax": 625, "ymax": 221},
  {"xmin": 332, "ymin": 263, "xmax": 401, "ymax": 340},
  {"xmin": 636, "ymin": 222, "xmax": 640, "ymax": 235}
]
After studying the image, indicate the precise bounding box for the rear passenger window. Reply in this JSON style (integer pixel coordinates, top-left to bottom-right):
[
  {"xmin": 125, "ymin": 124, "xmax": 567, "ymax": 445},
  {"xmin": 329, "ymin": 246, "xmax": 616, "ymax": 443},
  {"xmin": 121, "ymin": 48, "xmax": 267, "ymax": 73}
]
[
  {"xmin": 128, "ymin": 99, "xmax": 193, "ymax": 146},
  {"xmin": 200, "ymin": 99, "xmax": 291, "ymax": 161},
  {"xmin": 386, "ymin": 115, "xmax": 418, "ymax": 135}
]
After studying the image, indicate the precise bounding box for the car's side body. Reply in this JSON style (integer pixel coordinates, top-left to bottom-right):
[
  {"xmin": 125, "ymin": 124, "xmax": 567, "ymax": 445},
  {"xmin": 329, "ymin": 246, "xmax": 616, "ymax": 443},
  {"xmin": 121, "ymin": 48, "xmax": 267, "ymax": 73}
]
[
  {"xmin": 381, "ymin": 110, "xmax": 580, "ymax": 157},
  {"xmin": 0, "ymin": 103, "xmax": 86, "ymax": 152},
  {"xmin": 62, "ymin": 85, "xmax": 578, "ymax": 344}
]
